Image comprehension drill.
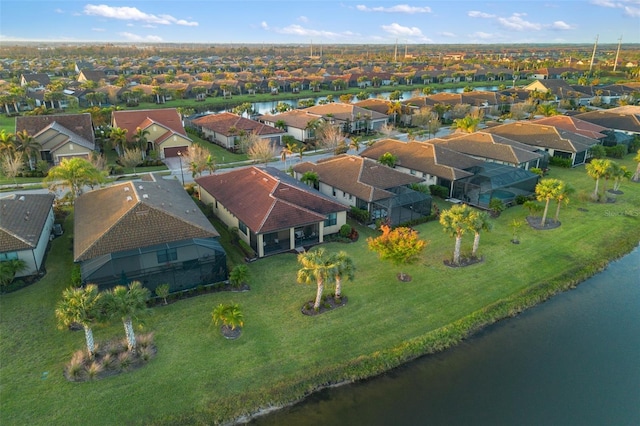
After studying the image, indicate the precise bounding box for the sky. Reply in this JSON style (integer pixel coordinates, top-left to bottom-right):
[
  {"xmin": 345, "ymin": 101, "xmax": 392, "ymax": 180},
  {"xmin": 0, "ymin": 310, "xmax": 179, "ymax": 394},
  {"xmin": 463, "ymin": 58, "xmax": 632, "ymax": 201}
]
[{"xmin": 0, "ymin": 0, "xmax": 638, "ymax": 45}]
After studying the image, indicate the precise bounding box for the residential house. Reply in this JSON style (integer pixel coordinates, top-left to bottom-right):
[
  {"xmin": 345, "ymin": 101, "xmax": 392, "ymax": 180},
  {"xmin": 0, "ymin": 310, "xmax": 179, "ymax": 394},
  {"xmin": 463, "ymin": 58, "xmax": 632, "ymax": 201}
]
[
  {"xmin": 360, "ymin": 138, "xmax": 483, "ymax": 197},
  {"xmin": 532, "ymin": 116, "xmax": 608, "ymax": 141},
  {"xmin": 292, "ymin": 154, "xmax": 431, "ymax": 226},
  {"xmin": 73, "ymin": 174, "xmax": 227, "ymax": 292},
  {"xmin": 196, "ymin": 166, "xmax": 348, "ymax": 258},
  {"xmin": 111, "ymin": 108, "xmax": 192, "ymax": 158},
  {"xmin": 15, "ymin": 113, "xmax": 96, "ymax": 165},
  {"xmin": 191, "ymin": 112, "xmax": 284, "ymax": 150},
  {"xmin": 20, "ymin": 73, "xmax": 50, "ymax": 91},
  {"xmin": 0, "ymin": 193, "xmax": 55, "ymax": 278},
  {"xmin": 435, "ymin": 132, "xmax": 545, "ymax": 170},
  {"xmin": 260, "ymin": 109, "xmax": 322, "ymax": 142},
  {"xmin": 483, "ymin": 121, "xmax": 598, "ymax": 166},
  {"xmin": 77, "ymin": 69, "xmax": 108, "ymax": 85},
  {"xmin": 574, "ymin": 106, "xmax": 640, "ymax": 147},
  {"xmin": 523, "ymin": 79, "xmax": 591, "ymax": 104}
]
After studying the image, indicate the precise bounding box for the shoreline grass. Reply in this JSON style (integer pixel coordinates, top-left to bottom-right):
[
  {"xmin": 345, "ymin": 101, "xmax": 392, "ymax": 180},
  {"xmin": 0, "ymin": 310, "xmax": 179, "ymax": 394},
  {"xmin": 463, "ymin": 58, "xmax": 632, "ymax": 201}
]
[{"xmin": 1, "ymin": 155, "xmax": 639, "ymax": 426}]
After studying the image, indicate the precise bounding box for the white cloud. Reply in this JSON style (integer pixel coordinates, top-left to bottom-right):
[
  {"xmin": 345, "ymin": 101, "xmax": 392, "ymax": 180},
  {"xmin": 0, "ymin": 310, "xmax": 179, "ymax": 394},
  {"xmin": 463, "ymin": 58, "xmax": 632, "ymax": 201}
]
[
  {"xmin": 591, "ymin": 0, "xmax": 640, "ymax": 16},
  {"xmin": 550, "ymin": 21, "xmax": 574, "ymax": 30},
  {"xmin": 92, "ymin": 28, "xmax": 106, "ymax": 32},
  {"xmin": 298, "ymin": 16, "xmax": 309, "ymax": 23},
  {"xmin": 356, "ymin": 4, "xmax": 431, "ymax": 13},
  {"xmin": 468, "ymin": 11, "xmax": 496, "ymax": 18},
  {"xmin": 276, "ymin": 25, "xmax": 343, "ymax": 39},
  {"xmin": 439, "ymin": 32, "xmax": 456, "ymax": 38},
  {"xmin": 469, "ymin": 31, "xmax": 495, "ymax": 40},
  {"xmin": 496, "ymin": 13, "xmax": 542, "ymax": 31},
  {"xmin": 261, "ymin": 21, "xmax": 269, "ymax": 30},
  {"xmin": 119, "ymin": 32, "xmax": 163, "ymax": 42},
  {"xmin": 381, "ymin": 22, "xmax": 424, "ymax": 37},
  {"xmin": 84, "ymin": 4, "xmax": 198, "ymax": 26},
  {"xmin": 55, "ymin": 8, "xmax": 64, "ymax": 14}
]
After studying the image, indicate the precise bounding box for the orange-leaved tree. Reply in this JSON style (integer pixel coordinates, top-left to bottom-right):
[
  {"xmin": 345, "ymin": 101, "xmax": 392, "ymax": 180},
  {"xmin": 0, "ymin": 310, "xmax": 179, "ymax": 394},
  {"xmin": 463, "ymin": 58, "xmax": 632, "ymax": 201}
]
[{"xmin": 367, "ymin": 225, "xmax": 427, "ymax": 282}]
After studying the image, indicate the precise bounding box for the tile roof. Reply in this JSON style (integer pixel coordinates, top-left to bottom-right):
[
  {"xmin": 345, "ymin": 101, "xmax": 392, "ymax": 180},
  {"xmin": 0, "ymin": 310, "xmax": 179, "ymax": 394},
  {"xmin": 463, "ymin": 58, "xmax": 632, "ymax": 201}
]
[
  {"xmin": 34, "ymin": 121, "xmax": 96, "ymax": 152},
  {"xmin": 436, "ymin": 132, "xmax": 543, "ymax": 165},
  {"xmin": 532, "ymin": 116, "xmax": 608, "ymax": 140},
  {"xmin": 261, "ymin": 109, "xmax": 318, "ymax": 130},
  {"xmin": 484, "ymin": 122, "xmax": 599, "ymax": 152},
  {"xmin": 192, "ymin": 112, "xmax": 284, "ymax": 137},
  {"xmin": 195, "ymin": 166, "xmax": 347, "ymax": 234},
  {"xmin": 360, "ymin": 139, "xmax": 479, "ymax": 180},
  {"xmin": 574, "ymin": 107, "xmax": 640, "ymax": 134},
  {"xmin": 0, "ymin": 193, "xmax": 55, "ymax": 252},
  {"xmin": 16, "ymin": 113, "xmax": 95, "ymax": 143},
  {"xmin": 292, "ymin": 154, "xmax": 422, "ymax": 202},
  {"xmin": 74, "ymin": 174, "xmax": 218, "ymax": 262},
  {"xmin": 111, "ymin": 108, "xmax": 189, "ymax": 142}
]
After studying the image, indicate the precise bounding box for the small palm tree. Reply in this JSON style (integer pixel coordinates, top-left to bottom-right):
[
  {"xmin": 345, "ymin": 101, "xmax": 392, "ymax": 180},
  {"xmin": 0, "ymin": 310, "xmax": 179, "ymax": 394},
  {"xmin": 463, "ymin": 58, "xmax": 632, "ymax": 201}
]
[
  {"xmin": 439, "ymin": 204, "xmax": 472, "ymax": 265},
  {"xmin": 467, "ymin": 210, "xmax": 492, "ymax": 258},
  {"xmin": 332, "ymin": 251, "xmax": 355, "ymax": 300},
  {"xmin": 55, "ymin": 285, "xmax": 102, "ymax": 357},
  {"xmin": 297, "ymin": 248, "xmax": 337, "ymax": 311},
  {"xmin": 586, "ymin": 158, "xmax": 612, "ymax": 201},
  {"xmin": 212, "ymin": 303, "xmax": 244, "ymax": 332},
  {"xmin": 229, "ymin": 264, "xmax": 249, "ymax": 289},
  {"xmin": 554, "ymin": 181, "xmax": 575, "ymax": 222},
  {"xmin": 535, "ymin": 178, "xmax": 563, "ymax": 226},
  {"xmin": 103, "ymin": 281, "xmax": 150, "ymax": 352},
  {"xmin": 155, "ymin": 283, "xmax": 170, "ymax": 305}
]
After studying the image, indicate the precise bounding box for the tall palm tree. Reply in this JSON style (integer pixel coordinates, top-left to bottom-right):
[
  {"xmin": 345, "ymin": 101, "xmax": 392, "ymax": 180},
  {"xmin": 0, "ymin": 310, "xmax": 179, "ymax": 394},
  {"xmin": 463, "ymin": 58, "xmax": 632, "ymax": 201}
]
[
  {"xmin": 103, "ymin": 281, "xmax": 150, "ymax": 352},
  {"xmin": 439, "ymin": 204, "xmax": 472, "ymax": 265},
  {"xmin": 55, "ymin": 285, "xmax": 102, "ymax": 357},
  {"xmin": 109, "ymin": 127, "xmax": 128, "ymax": 156},
  {"xmin": 535, "ymin": 178, "xmax": 563, "ymax": 226},
  {"xmin": 0, "ymin": 129, "xmax": 16, "ymax": 155},
  {"xmin": 297, "ymin": 248, "xmax": 337, "ymax": 311},
  {"xmin": 44, "ymin": 157, "xmax": 106, "ymax": 202},
  {"xmin": 332, "ymin": 251, "xmax": 355, "ymax": 300},
  {"xmin": 386, "ymin": 101, "xmax": 402, "ymax": 125},
  {"xmin": 554, "ymin": 181, "xmax": 575, "ymax": 222},
  {"xmin": 586, "ymin": 158, "xmax": 612, "ymax": 201},
  {"xmin": 14, "ymin": 130, "xmax": 40, "ymax": 170},
  {"xmin": 132, "ymin": 127, "xmax": 150, "ymax": 156},
  {"xmin": 452, "ymin": 116, "xmax": 481, "ymax": 133},
  {"xmin": 467, "ymin": 210, "xmax": 492, "ymax": 258}
]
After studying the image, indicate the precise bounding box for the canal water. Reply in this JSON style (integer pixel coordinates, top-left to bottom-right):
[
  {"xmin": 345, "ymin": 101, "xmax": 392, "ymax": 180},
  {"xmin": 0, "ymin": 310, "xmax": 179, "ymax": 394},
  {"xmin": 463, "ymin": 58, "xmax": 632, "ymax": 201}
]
[{"xmin": 250, "ymin": 247, "xmax": 640, "ymax": 426}]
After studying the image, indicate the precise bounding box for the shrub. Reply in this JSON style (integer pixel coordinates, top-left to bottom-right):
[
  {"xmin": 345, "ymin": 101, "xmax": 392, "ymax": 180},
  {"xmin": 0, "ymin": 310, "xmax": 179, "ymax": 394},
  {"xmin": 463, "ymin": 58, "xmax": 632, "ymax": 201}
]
[
  {"xmin": 101, "ymin": 353, "xmax": 117, "ymax": 370},
  {"xmin": 136, "ymin": 332, "xmax": 155, "ymax": 350},
  {"xmin": 349, "ymin": 206, "xmax": 370, "ymax": 223},
  {"xmin": 138, "ymin": 346, "xmax": 154, "ymax": 362},
  {"xmin": 339, "ymin": 224, "xmax": 352, "ymax": 238},
  {"xmin": 514, "ymin": 194, "xmax": 531, "ymax": 205},
  {"xmin": 118, "ymin": 351, "xmax": 133, "ymax": 370},
  {"xmin": 549, "ymin": 156, "xmax": 572, "ymax": 168},
  {"xmin": 489, "ymin": 198, "xmax": 505, "ymax": 215},
  {"xmin": 70, "ymin": 265, "xmax": 82, "ymax": 287},
  {"xmin": 605, "ymin": 144, "xmax": 627, "ymax": 159},
  {"xmin": 429, "ymin": 184, "xmax": 449, "ymax": 198},
  {"xmin": 86, "ymin": 361, "xmax": 104, "ymax": 380}
]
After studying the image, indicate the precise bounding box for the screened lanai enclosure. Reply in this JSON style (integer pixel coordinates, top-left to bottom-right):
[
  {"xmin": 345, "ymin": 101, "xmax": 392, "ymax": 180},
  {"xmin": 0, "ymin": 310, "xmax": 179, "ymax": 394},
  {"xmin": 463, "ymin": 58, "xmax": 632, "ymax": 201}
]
[
  {"xmin": 370, "ymin": 186, "xmax": 432, "ymax": 226},
  {"xmin": 79, "ymin": 238, "xmax": 228, "ymax": 293},
  {"xmin": 451, "ymin": 163, "xmax": 539, "ymax": 209}
]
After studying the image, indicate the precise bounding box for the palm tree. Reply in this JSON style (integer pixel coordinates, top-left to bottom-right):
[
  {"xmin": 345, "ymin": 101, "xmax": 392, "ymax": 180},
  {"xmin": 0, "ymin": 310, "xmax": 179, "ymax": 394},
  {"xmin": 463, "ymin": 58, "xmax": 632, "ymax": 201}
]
[
  {"xmin": 554, "ymin": 181, "xmax": 575, "ymax": 222},
  {"xmin": 632, "ymin": 149, "xmax": 640, "ymax": 182},
  {"xmin": 55, "ymin": 285, "xmax": 102, "ymax": 357},
  {"xmin": 297, "ymin": 248, "xmax": 337, "ymax": 311},
  {"xmin": 467, "ymin": 210, "xmax": 492, "ymax": 258},
  {"xmin": 211, "ymin": 303, "xmax": 244, "ymax": 332},
  {"xmin": 586, "ymin": 158, "xmax": 612, "ymax": 201},
  {"xmin": 386, "ymin": 101, "xmax": 402, "ymax": 125},
  {"xmin": 44, "ymin": 157, "xmax": 106, "ymax": 202},
  {"xmin": 0, "ymin": 259, "xmax": 27, "ymax": 287},
  {"xmin": 535, "ymin": 178, "xmax": 563, "ymax": 226},
  {"xmin": 439, "ymin": 204, "xmax": 472, "ymax": 265},
  {"xmin": 452, "ymin": 116, "xmax": 481, "ymax": 133},
  {"xmin": 280, "ymin": 144, "xmax": 292, "ymax": 167},
  {"xmin": 0, "ymin": 129, "xmax": 16, "ymax": 155},
  {"xmin": 103, "ymin": 281, "xmax": 150, "ymax": 352},
  {"xmin": 15, "ymin": 130, "xmax": 40, "ymax": 170},
  {"xmin": 132, "ymin": 127, "xmax": 150, "ymax": 155},
  {"xmin": 331, "ymin": 251, "xmax": 355, "ymax": 300}
]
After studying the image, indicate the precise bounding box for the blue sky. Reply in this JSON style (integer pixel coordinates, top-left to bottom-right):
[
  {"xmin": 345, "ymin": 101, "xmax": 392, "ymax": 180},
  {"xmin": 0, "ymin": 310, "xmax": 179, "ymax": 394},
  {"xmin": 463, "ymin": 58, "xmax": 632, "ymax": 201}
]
[{"xmin": 1, "ymin": 1, "xmax": 638, "ymax": 45}]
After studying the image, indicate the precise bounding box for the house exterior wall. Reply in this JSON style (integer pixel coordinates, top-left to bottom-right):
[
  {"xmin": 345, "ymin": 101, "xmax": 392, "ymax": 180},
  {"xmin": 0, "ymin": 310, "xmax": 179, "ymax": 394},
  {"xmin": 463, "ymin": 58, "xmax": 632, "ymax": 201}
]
[
  {"xmin": 394, "ymin": 165, "xmax": 438, "ymax": 186},
  {"xmin": 14, "ymin": 207, "xmax": 54, "ymax": 277},
  {"xmin": 52, "ymin": 144, "xmax": 93, "ymax": 164},
  {"xmin": 156, "ymin": 134, "xmax": 191, "ymax": 158}
]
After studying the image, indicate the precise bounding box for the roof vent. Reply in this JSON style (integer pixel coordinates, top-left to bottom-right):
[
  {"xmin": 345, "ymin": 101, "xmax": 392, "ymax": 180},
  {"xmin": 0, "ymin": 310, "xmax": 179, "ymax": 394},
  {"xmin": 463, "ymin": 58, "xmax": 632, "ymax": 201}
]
[
  {"xmin": 142, "ymin": 194, "xmax": 149, "ymax": 199},
  {"xmin": 124, "ymin": 187, "xmax": 130, "ymax": 192},
  {"xmin": 139, "ymin": 185, "xmax": 144, "ymax": 190},
  {"xmin": 126, "ymin": 196, "xmax": 133, "ymax": 201},
  {"xmin": 262, "ymin": 178, "xmax": 268, "ymax": 182},
  {"xmin": 18, "ymin": 196, "xmax": 25, "ymax": 201}
]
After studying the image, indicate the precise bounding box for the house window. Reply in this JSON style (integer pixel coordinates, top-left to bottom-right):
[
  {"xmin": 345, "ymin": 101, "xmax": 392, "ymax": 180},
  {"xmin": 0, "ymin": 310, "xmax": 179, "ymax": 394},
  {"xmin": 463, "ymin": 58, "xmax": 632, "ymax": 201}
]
[
  {"xmin": 238, "ymin": 221, "xmax": 248, "ymax": 234},
  {"xmin": 0, "ymin": 252, "xmax": 18, "ymax": 261},
  {"xmin": 410, "ymin": 169, "xmax": 416, "ymax": 175},
  {"xmin": 157, "ymin": 248, "xmax": 177, "ymax": 264},
  {"xmin": 325, "ymin": 212, "xmax": 337, "ymax": 227}
]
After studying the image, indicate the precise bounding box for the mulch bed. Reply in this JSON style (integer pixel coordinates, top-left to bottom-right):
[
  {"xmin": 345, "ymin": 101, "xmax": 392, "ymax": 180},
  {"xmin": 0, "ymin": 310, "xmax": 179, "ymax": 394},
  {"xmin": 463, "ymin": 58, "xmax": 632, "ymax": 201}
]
[
  {"xmin": 526, "ymin": 216, "xmax": 561, "ymax": 230},
  {"xmin": 220, "ymin": 325, "xmax": 242, "ymax": 340},
  {"xmin": 443, "ymin": 256, "xmax": 484, "ymax": 268},
  {"xmin": 301, "ymin": 295, "xmax": 348, "ymax": 316},
  {"xmin": 397, "ymin": 273, "xmax": 412, "ymax": 282}
]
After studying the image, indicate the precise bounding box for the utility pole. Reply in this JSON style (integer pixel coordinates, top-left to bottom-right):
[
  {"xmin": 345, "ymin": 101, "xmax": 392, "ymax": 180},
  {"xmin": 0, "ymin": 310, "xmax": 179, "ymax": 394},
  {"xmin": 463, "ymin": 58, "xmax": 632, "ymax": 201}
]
[
  {"xmin": 613, "ymin": 36, "xmax": 622, "ymax": 72},
  {"xmin": 589, "ymin": 34, "xmax": 598, "ymax": 74},
  {"xmin": 394, "ymin": 39, "xmax": 398, "ymax": 62}
]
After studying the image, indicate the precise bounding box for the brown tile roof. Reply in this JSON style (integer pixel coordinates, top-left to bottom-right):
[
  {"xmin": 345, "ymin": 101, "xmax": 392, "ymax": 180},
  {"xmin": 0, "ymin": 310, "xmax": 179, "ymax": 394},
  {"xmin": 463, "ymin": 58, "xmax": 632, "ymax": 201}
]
[
  {"xmin": 574, "ymin": 107, "xmax": 640, "ymax": 134},
  {"xmin": 195, "ymin": 166, "xmax": 346, "ymax": 234},
  {"xmin": 16, "ymin": 113, "xmax": 95, "ymax": 143},
  {"xmin": 111, "ymin": 108, "xmax": 188, "ymax": 142},
  {"xmin": 192, "ymin": 112, "xmax": 284, "ymax": 137},
  {"xmin": 532, "ymin": 116, "xmax": 608, "ymax": 140},
  {"xmin": 360, "ymin": 139, "xmax": 479, "ymax": 181},
  {"xmin": 74, "ymin": 174, "xmax": 218, "ymax": 262},
  {"xmin": 484, "ymin": 122, "xmax": 598, "ymax": 152},
  {"xmin": 435, "ymin": 132, "xmax": 543, "ymax": 165},
  {"xmin": 0, "ymin": 193, "xmax": 54, "ymax": 252},
  {"xmin": 303, "ymin": 102, "xmax": 388, "ymax": 121},
  {"xmin": 292, "ymin": 154, "xmax": 422, "ymax": 202},
  {"xmin": 260, "ymin": 109, "xmax": 318, "ymax": 130}
]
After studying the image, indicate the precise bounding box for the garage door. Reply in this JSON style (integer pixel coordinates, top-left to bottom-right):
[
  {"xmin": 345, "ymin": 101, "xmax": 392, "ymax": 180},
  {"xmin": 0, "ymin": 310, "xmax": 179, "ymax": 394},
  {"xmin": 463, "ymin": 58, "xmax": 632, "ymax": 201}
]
[{"xmin": 163, "ymin": 146, "xmax": 187, "ymax": 158}]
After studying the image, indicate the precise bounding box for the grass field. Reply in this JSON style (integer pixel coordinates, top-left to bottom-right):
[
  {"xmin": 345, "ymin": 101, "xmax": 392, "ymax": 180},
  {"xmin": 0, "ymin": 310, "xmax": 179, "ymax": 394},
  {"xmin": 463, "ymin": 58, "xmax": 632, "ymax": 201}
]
[{"xmin": 1, "ymin": 155, "xmax": 639, "ymax": 425}]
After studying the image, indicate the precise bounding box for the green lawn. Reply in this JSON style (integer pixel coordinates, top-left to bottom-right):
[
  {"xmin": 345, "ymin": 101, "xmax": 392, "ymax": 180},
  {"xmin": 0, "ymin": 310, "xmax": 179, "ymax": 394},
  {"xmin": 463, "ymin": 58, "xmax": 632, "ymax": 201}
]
[{"xmin": 1, "ymin": 156, "xmax": 639, "ymax": 426}]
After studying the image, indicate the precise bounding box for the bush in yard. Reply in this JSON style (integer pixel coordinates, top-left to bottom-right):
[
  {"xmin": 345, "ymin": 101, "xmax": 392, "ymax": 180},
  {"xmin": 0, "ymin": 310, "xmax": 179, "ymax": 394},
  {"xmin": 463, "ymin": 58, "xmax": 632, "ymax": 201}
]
[
  {"xmin": 339, "ymin": 224, "xmax": 352, "ymax": 238},
  {"xmin": 429, "ymin": 184, "xmax": 449, "ymax": 198}
]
